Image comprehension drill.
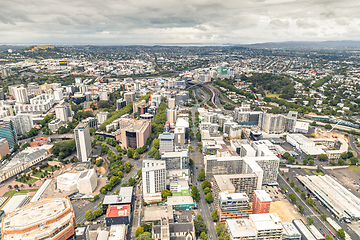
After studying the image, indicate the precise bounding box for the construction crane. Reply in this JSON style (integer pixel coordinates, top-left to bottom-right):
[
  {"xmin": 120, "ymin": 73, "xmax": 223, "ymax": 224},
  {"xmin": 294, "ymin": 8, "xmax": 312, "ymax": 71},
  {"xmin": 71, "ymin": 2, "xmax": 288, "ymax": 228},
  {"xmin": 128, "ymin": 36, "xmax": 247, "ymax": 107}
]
[{"xmin": 328, "ymin": 121, "xmax": 340, "ymax": 133}]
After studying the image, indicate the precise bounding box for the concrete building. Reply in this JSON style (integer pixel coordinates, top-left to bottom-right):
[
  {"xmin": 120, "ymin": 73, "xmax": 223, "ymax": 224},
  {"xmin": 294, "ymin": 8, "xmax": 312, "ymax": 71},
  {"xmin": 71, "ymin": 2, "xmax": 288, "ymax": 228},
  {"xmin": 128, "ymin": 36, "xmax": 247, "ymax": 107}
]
[
  {"xmin": 161, "ymin": 150, "xmax": 189, "ymax": 170},
  {"xmin": 168, "ymin": 98, "xmax": 176, "ymax": 108},
  {"xmin": 116, "ymin": 98, "xmax": 127, "ymax": 110},
  {"xmin": 174, "ymin": 126, "xmax": 185, "ymax": 145},
  {"xmin": 57, "ymin": 169, "xmax": 97, "ymax": 194},
  {"xmin": 0, "ymin": 119, "xmax": 18, "ymax": 147},
  {"xmin": 0, "ymin": 145, "xmax": 51, "ymax": 183},
  {"xmin": 213, "ymin": 174, "xmax": 259, "ymax": 204},
  {"xmin": 124, "ymin": 92, "xmax": 135, "ymax": 105},
  {"xmin": 97, "ymin": 111, "xmax": 109, "ymax": 124},
  {"xmin": 260, "ymin": 113, "xmax": 285, "ymax": 134},
  {"xmin": 99, "ymin": 90, "xmax": 109, "ymax": 101},
  {"xmin": 14, "ymin": 94, "xmax": 55, "ymax": 114},
  {"xmin": 55, "ymin": 102, "xmax": 72, "ymax": 123},
  {"xmin": 142, "ymin": 159, "xmax": 166, "ymax": 197},
  {"xmin": 133, "ymin": 100, "xmax": 148, "ymax": 115},
  {"xmin": 75, "ymin": 121, "xmax": 92, "ymax": 162},
  {"xmin": 48, "ymin": 118, "xmax": 63, "ymax": 132},
  {"xmin": 159, "ymin": 132, "xmax": 174, "ymax": 153},
  {"xmin": 120, "ymin": 120, "xmax": 151, "ymax": 149},
  {"xmin": 2, "ymin": 195, "xmax": 30, "ymax": 214},
  {"xmin": 166, "ymin": 196, "xmax": 196, "ymax": 211},
  {"xmin": 218, "ymin": 192, "xmax": 252, "ymax": 222},
  {"xmin": 286, "ymin": 134, "xmax": 315, "ymax": 149},
  {"xmin": 285, "ymin": 111, "xmax": 298, "ymax": 132},
  {"xmin": 54, "ymin": 88, "xmax": 64, "ymax": 101},
  {"xmin": 226, "ymin": 213, "xmax": 283, "ymax": 240},
  {"xmin": 0, "ymin": 138, "xmax": 10, "ymax": 159},
  {"xmin": 105, "ymin": 204, "xmax": 131, "ymax": 226},
  {"xmin": 103, "ymin": 187, "xmax": 133, "ymax": 206},
  {"xmin": 252, "ymin": 190, "xmax": 272, "ymax": 214},
  {"xmin": 166, "ymin": 108, "xmax": 177, "ymax": 124},
  {"xmin": 1, "ymin": 197, "xmax": 76, "ymax": 240},
  {"xmin": 282, "ymin": 222, "xmax": 301, "ymax": 240},
  {"xmin": 143, "ymin": 206, "xmax": 174, "ymax": 224},
  {"xmin": 150, "ymin": 93, "xmax": 162, "ymax": 107},
  {"xmin": 13, "ymin": 86, "xmax": 29, "ymax": 103},
  {"xmin": 108, "ymin": 224, "xmax": 127, "ymax": 240},
  {"xmin": 292, "ymin": 219, "xmax": 317, "ymax": 240},
  {"xmin": 244, "ymin": 155, "xmax": 279, "ymax": 185},
  {"xmin": 4, "ymin": 114, "xmax": 33, "ymax": 136}
]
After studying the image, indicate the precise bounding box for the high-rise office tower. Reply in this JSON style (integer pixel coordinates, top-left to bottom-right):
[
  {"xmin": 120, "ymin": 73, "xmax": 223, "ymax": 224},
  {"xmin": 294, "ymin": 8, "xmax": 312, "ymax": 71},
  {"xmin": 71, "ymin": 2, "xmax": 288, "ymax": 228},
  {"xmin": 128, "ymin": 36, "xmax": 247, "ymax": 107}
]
[
  {"xmin": 74, "ymin": 121, "xmax": 92, "ymax": 162},
  {"xmin": 0, "ymin": 119, "xmax": 17, "ymax": 148},
  {"xmin": 142, "ymin": 159, "xmax": 166, "ymax": 196},
  {"xmin": 13, "ymin": 86, "xmax": 28, "ymax": 104}
]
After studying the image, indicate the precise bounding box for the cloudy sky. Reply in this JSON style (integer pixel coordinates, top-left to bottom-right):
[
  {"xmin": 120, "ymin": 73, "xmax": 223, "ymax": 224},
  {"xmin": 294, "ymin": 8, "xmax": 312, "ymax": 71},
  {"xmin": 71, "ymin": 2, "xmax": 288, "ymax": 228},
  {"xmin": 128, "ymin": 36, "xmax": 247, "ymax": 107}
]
[{"xmin": 1, "ymin": 0, "xmax": 360, "ymax": 45}]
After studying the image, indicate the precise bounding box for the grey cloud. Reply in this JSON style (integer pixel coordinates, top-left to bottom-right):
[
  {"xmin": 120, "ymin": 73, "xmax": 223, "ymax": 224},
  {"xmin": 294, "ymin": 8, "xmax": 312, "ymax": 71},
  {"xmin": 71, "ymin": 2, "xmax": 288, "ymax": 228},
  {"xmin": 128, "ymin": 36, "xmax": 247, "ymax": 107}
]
[
  {"xmin": 296, "ymin": 19, "xmax": 318, "ymax": 29},
  {"xmin": 268, "ymin": 19, "xmax": 289, "ymax": 29}
]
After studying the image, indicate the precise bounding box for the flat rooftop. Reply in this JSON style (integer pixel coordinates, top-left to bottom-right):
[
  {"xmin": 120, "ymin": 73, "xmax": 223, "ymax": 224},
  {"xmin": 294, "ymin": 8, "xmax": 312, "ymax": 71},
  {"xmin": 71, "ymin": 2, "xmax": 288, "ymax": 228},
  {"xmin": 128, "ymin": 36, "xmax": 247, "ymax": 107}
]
[
  {"xmin": 106, "ymin": 204, "xmax": 130, "ymax": 218},
  {"xmin": 219, "ymin": 192, "xmax": 249, "ymax": 202},
  {"xmin": 226, "ymin": 219, "xmax": 256, "ymax": 238},
  {"xmin": 254, "ymin": 190, "xmax": 272, "ymax": 202},
  {"xmin": 143, "ymin": 206, "xmax": 173, "ymax": 222},
  {"xmin": 167, "ymin": 196, "xmax": 194, "ymax": 206},
  {"xmin": 249, "ymin": 213, "xmax": 282, "ymax": 231},
  {"xmin": 103, "ymin": 187, "xmax": 133, "ymax": 205},
  {"xmin": 214, "ymin": 174, "xmax": 257, "ymax": 192}
]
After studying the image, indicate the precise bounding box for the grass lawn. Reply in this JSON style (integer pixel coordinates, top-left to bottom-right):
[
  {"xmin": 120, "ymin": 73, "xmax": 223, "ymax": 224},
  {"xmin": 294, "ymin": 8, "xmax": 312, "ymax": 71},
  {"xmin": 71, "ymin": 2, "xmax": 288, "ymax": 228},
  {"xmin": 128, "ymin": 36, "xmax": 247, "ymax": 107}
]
[
  {"xmin": 32, "ymin": 171, "xmax": 49, "ymax": 178},
  {"xmin": 3, "ymin": 189, "xmax": 38, "ymax": 197},
  {"xmin": 17, "ymin": 177, "xmax": 39, "ymax": 185},
  {"xmin": 43, "ymin": 165, "xmax": 58, "ymax": 172},
  {"xmin": 312, "ymin": 170, "xmax": 324, "ymax": 175},
  {"xmin": 349, "ymin": 165, "xmax": 360, "ymax": 172},
  {"xmin": 303, "ymin": 168, "xmax": 310, "ymax": 174}
]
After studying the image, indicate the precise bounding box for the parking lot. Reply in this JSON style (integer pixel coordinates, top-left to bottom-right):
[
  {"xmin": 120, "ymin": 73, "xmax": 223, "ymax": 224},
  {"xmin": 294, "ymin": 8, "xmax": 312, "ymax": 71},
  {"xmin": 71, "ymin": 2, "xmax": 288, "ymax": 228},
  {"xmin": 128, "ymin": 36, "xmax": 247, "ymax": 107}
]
[{"xmin": 262, "ymin": 185, "xmax": 284, "ymax": 201}]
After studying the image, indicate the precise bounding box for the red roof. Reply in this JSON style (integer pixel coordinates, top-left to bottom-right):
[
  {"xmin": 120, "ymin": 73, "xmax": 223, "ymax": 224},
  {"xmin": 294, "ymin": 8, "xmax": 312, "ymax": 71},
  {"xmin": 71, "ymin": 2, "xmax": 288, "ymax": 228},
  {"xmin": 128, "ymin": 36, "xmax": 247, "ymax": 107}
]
[{"xmin": 106, "ymin": 204, "xmax": 130, "ymax": 218}]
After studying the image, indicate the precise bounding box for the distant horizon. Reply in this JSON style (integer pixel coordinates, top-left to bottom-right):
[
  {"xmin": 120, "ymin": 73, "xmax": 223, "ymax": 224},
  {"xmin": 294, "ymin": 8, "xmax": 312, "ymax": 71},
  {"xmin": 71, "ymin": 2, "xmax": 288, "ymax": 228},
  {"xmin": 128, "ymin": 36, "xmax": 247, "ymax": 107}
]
[{"xmin": 1, "ymin": 39, "xmax": 360, "ymax": 48}]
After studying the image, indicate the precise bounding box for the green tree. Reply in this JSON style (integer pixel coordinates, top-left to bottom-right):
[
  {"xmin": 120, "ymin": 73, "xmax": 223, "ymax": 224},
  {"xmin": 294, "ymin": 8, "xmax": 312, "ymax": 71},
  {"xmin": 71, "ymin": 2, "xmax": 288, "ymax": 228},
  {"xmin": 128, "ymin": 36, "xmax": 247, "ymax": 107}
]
[
  {"xmin": 127, "ymin": 148, "xmax": 134, "ymax": 158},
  {"xmin": 341, "ymin": 152, "xmax": 348, "ymax": 159},
  {"xmin": 321, "ymin": 214, "xmax": 327, "ymax": 221},
  {"xmin": 189, "ymin": 145, "xmax": 194, "ymax": 151},
  {"xmin": 318, "ymin": 154, "xmax": 328, "ymax": 161},
  {"xmin": 137, "ymin": 170, "xmax": 142, "ymax": 179},
  {"xmin": 191, "ymin": 185, "xmax": 200, "ymax": 201},
  {"xmin": 338, "ymin": 159, "xmax": 345, "ymax": 166},
  {"xmin": 204, "ymin": 187, "xmax": 211, "ymax": 195},
  {"xmin": 202, "ymin": 180, "xmax": 211, "ymax": 190},
  {"xmin": 198, "ymin": 169, "xmax": 206, "ymax": 181},
  {"xmin": 194, "ymin": 220, "xmax": 207, "ymax": 235},
  {"xmin": 205, "ymin": 192, "xmax": 213, "ymax": 203},
  {"xmin": 347, "ymin": 151, "xmax": 354, "ymax": 158},
  {"xmin": 135, "ymin": 227, "xmax": 145, "ymax": 237},
  {"xmin": 301, "ymin": 192, "xmax": 306, "ymax": 199},
  {"xmin": 133, "ymin": 151, "xmax": 140, "ymax": 160},
  {"xmin": 196, "ymin": 131, "xmax": 201, "ymax": 141},
  {"xmin": 125, "ymin": 161, "xmax": 132, "ymax": 173},
  {"xmin": 350, "ymin": 156, "xmax": 359, "ymax": 165},
  {"xmin": 336, "ymin": 229, "xmax": 346, "ymax": 240},
  {"xmin": 189, "ymin": 159, "xmax": 194, "ymax": 166},
  {"xmin": 128, "ymin": 177, "xmax": 136, "ymax": 186},
  {"xmin": 13, "ymin": 143, "xmax": 19, "ymax": 151},
  {"xmin": 288, "ymin": 156, "xmax": 296, "ymax": 164},
  {"xmin": 154, "ymin": 151, "xmax": 160, "ymax": 159},
  {"xmin": 282, "ymin": 152, "xmax": 291, "ymax": 159},
  {"xmin": 289, "ymin": 193, "xmax": 296, "ymax": 203},
  {"xmin": 197, "ymin": 214, "xmax": 203, "ymax": 221},
  {"xmin": 211, "ymin": 209, "xmax": 218, "ymax": 222},
  {"xmin": 135, "ymin": 232, "xmax": 153, "ymax": 240},
  {"xmin": 89, "ymin": 127, "xmax": 96, "ymax": 136},
  {"xmin": 290, "ymin": 181, "xmax": 295, "ymax": 187},
  {"xmin": 303, "ymin": 159, "xmax": 308, "ymax": 165},
  {"xmin": 93, "ymin": 208, "xmax": 103, "ymax": 218},
  {"xmin": 306, "ymin": 198, "xmax": 314, "ymax": 206},
  {"xmin": 281, "ymin": 186, "xmax": 287, "ymax": 192},
  {"xmin": 161, "ymin": 189, "xmax": 172, "ymax": 200},
  {"xmin": 153, "ymin": 138, "xmax": 160, "ymax": 149},
  {"xmin": 298, "ymin": 204, "xmax": 304, "ymax": 214},
  {"xmin": 200, "ymin": 232, "xmax": 208, "ymax": 240},
  {"xmin": 309, "ymin": 160, "xmax": 315, "ymax": 166},
  {"xmin": 95, "ymin": 158, "xmax": 103, "ymax": 167},
  {"xmin": 307, "ymin": 217, "xmax": 314, "ymax": 225},
  {"xmin": 85, "ymin": 210, "xmax": 94, "ymax": 221},
  {"xmin": 189, "ymin": 130, "xmax": 194, "ymax": 139},
  {"xmin": 325, "ymin": 236, "xmax": 333, "ymax": 240}
]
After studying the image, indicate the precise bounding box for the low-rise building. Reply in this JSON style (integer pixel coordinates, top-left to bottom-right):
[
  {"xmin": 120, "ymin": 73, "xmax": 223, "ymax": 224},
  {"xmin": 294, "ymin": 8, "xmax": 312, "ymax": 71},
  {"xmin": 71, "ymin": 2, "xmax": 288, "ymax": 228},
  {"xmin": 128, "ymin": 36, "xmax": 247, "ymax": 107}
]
[
  {"xmin": 226, "ymin": 213, "xmax": 283, "ymax": 240},
  {"xmin": 57, "ymin": 168, "xmax": 97, "ymax": 194},
  {"xmin": 166, "ymin": 195, "xmax": 196, "ymax": 211},
  {"xmin": 105, "ymin": 204, "xmax": 131, "ymax": 226},
  {"xmin": 120, "ymin": 120, "xmax": 151, "ymax": 149}
]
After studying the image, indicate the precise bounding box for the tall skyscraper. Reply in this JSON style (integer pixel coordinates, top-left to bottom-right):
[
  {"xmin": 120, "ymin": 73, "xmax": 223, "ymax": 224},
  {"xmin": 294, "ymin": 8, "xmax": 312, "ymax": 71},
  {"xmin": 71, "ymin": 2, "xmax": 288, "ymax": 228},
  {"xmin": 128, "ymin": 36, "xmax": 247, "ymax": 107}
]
[
  {"xmin": 74, "ymin": 121, "xmax": 92, "ymax": 162},
  {"xmin": 0, "ymin": 119, "xmax": 17, "ymax": 148}
]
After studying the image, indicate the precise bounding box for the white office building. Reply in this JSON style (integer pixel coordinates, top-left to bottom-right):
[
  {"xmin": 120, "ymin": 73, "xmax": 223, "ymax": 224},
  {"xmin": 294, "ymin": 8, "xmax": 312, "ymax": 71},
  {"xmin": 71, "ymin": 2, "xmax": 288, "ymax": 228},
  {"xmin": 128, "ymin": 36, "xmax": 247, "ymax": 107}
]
[
  {"xmin": 74, "ymin": 121, "xmax": 92, "ymax": 162},
  {"xmin": 54, "ymin": 89, "xmax": 64, "ymax": 101},
  {"xmin": 97, "ymin": 111, "xmax": 109, "ymax": 124},
  {"xmin": 55, "ymin": 102, "xmax": 72, "ymax": 123},
  {"xmin": 4, "ymin": 114, "xmax": 33, "ymax": 136},
  {"xmin": 142, "ymin": 159, "xmax": 166, "ymax": 196},
  {"xmin": 13, "ymin": 86, "xmax": 29, "ymax": 104}
]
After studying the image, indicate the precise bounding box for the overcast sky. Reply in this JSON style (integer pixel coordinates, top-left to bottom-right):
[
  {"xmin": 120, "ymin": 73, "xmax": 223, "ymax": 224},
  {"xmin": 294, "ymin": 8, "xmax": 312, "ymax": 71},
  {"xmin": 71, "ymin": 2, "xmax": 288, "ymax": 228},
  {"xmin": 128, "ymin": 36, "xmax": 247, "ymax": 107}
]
[{"xmin": 1, "ymin": 0, "xmax": 360, "ymax": 45}]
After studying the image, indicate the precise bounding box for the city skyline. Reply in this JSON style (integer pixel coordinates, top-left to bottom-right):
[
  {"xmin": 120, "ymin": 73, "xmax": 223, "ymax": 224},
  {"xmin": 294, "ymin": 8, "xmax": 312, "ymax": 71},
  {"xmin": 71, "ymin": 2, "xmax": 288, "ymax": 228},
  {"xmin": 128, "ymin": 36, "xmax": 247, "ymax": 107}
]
[{"xmin": 1, "ymin": 0, "xmax": 360, "ymax": 45}]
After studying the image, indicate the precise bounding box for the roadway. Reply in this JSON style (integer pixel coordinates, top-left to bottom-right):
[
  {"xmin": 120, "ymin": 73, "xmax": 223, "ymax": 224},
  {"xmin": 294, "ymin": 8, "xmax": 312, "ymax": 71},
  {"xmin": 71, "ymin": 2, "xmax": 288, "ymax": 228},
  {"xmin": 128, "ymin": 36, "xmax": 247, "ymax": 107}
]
[
  {"xmin": 348, "ymin": 135, "xmax": 360, "ymax": 157},
  {"xmin": 278, "ymin": 173, "xmax": 340, "ymax": 239},
  {"xmin": 189, "ymin": 106, "xmax": 218, "ymax": 240}
]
